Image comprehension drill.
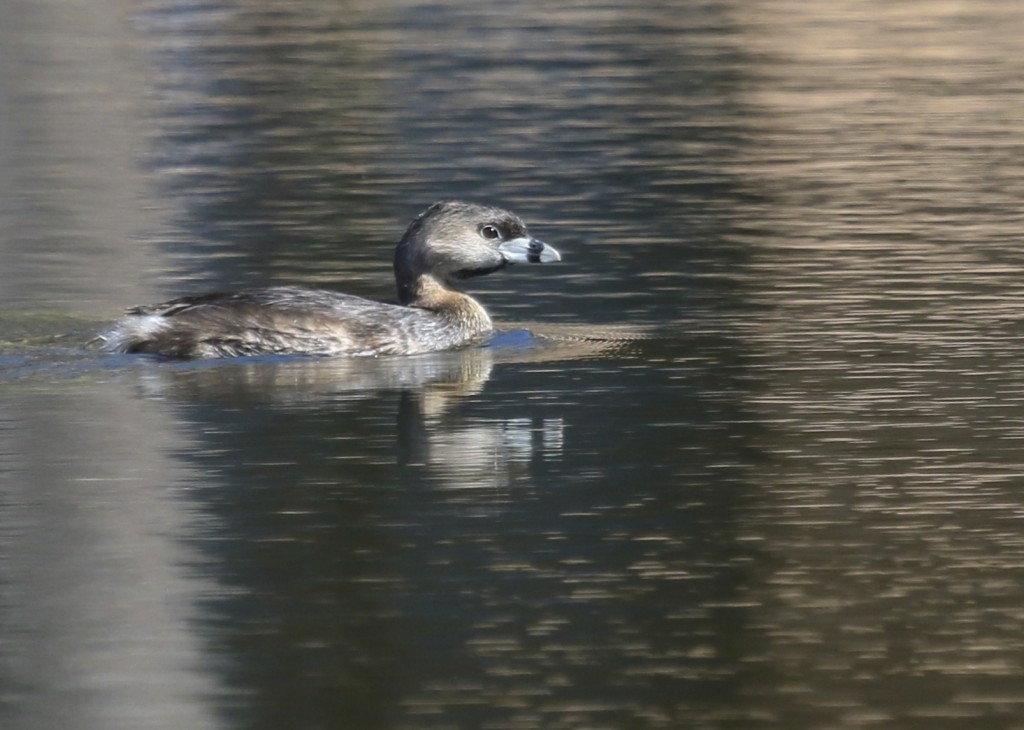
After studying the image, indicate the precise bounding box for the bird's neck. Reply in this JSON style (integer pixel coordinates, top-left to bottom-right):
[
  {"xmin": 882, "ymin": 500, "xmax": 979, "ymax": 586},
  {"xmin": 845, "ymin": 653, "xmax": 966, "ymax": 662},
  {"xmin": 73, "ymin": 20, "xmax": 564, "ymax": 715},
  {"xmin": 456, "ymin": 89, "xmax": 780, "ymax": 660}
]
[{"xmin": 400, "ymin": 274, "xmax": 492, "ymax": 331}]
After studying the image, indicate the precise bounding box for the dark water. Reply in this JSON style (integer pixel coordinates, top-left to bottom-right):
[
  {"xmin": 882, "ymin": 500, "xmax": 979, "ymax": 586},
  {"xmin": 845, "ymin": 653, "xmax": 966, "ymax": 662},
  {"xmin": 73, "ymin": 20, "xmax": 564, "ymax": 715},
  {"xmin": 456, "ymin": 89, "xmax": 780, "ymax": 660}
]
[{"xmin": 3, "ymin": 1, "xmax": 1024, "ymax": 728}]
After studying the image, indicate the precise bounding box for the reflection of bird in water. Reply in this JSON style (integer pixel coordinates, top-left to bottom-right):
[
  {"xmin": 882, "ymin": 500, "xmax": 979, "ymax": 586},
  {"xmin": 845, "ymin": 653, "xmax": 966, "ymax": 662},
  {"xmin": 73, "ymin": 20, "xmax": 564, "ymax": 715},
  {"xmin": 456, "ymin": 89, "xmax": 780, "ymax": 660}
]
[
  {"xmin": 110, "ymin": 321, "xmax": 655, "ymax": 411},
  {"xmin": 97, "ymin": 201, "xmax": 561, "ymax": 359}
]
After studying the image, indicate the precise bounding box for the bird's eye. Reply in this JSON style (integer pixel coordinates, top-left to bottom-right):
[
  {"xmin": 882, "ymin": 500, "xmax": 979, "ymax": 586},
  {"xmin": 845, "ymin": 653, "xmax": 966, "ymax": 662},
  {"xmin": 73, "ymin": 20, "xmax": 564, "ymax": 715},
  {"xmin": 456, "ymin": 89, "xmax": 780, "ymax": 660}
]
[{"xmin": 480, "ymin": 225, "xmax": 501, "ymax": 240}]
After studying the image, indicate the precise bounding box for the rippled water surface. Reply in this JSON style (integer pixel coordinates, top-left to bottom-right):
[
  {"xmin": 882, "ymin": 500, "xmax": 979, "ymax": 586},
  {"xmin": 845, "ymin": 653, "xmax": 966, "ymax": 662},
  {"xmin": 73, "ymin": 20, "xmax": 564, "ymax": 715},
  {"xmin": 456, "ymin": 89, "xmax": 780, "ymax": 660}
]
[{"xmin": 3, "ymin": 1, "xmax": 1024, "ymax": 728}]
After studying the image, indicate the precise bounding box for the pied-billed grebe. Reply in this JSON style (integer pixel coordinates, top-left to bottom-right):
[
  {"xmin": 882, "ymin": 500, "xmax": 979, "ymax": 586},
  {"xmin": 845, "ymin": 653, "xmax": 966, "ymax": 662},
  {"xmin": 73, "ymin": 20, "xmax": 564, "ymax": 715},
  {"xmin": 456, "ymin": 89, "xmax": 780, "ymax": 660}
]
[{"xmin": 97, "ymin": 201, "xmax": 561, "ymax": 359}]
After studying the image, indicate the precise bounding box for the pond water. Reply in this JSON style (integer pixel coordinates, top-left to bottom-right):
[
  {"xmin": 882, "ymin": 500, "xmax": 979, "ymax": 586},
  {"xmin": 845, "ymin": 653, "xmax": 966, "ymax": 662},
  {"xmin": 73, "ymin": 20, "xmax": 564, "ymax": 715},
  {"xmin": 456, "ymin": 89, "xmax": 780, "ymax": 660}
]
[{"xmin": 3, "ymin": 1, "xmax": 1024, "ymax": 728}]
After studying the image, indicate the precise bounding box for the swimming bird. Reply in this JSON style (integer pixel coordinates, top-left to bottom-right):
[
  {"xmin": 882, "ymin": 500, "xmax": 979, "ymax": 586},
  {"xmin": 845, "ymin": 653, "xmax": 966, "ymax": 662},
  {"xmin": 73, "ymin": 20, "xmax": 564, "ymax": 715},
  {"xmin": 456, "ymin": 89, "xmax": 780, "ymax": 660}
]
[{"xmin": 96, "ymin": 201, "xmax": 561, "ymax": 359}]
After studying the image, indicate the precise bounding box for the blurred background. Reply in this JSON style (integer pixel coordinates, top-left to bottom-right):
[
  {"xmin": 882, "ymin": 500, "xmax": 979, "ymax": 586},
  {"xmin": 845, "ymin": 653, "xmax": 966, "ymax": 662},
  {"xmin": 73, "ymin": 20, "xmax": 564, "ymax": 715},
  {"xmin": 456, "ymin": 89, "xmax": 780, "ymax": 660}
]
[{"xmin": 2, "ymin": 1, "xmax": 1024, "ymax": 728}]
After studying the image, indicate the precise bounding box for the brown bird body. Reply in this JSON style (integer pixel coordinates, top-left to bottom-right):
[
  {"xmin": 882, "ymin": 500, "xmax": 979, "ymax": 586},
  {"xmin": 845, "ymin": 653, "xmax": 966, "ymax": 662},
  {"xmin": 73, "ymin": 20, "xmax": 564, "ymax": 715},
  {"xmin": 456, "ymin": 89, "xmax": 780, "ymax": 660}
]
[{"xmin": 97, "ymin": 201, "xmax": 561, "ymax": 359}]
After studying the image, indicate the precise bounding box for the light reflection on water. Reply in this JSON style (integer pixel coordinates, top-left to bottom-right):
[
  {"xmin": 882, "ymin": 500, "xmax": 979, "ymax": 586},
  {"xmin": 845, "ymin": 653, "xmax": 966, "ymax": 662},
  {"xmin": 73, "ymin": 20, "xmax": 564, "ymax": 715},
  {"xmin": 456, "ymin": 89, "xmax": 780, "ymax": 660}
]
[{"xmin": 3, "ymin": 0, "xmax": 1024, "ymax": 728}]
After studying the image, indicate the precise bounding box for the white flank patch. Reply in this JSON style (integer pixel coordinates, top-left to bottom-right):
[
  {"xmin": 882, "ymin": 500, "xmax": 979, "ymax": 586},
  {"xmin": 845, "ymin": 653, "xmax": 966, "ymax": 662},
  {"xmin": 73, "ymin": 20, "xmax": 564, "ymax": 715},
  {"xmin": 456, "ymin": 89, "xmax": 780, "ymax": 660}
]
[{"xmin": 98, "ymin": 314, "xmax": 170, "ymax": 353}]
